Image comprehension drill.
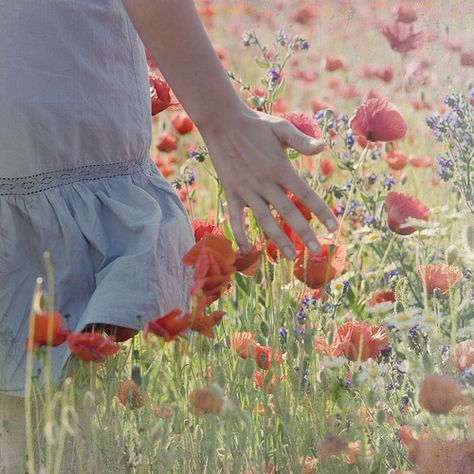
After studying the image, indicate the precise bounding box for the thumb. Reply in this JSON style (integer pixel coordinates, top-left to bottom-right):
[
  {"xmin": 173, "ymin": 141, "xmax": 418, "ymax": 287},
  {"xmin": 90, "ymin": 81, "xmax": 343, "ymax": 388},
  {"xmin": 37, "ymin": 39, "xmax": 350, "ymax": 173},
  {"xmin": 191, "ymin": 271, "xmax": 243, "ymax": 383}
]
[{"xmin": 274, "ymin": 120, "xmax": 326, "ymax": 155}]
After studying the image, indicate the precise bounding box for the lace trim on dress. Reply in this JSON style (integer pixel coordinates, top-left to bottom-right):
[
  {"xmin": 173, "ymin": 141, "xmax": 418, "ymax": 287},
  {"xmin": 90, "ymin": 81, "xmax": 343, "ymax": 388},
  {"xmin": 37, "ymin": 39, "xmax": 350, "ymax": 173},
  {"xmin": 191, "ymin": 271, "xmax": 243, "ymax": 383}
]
[{"xmin": 0, "ymin": 156, "xmax": 156, "ymax": 196}]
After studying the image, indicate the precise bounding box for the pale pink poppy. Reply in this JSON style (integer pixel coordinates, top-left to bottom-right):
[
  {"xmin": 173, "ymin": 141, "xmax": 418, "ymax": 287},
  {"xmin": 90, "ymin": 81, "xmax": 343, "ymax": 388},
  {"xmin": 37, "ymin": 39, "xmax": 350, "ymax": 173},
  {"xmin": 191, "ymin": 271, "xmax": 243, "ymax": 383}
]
[
  {"xmin": 385, "ymin": 192, "xmax": 430, "ymax": 235},
  {"xmin": 382, "ymin": 22, "xmax": 425, "ymax": 53},
  {"xmin": 416, "ymin": 264, "xmax": 462, "ymax": 295},
  {"xmin": 281, "ymin": 112, "xmax": 322, "ymax": 139},
  {"xmin": 349, "ymin": 98, "xmax": 408, "ymax": 142},
  {"xmin": 392, "ymin": 3, "xmax": 418, "ymax": 24}
]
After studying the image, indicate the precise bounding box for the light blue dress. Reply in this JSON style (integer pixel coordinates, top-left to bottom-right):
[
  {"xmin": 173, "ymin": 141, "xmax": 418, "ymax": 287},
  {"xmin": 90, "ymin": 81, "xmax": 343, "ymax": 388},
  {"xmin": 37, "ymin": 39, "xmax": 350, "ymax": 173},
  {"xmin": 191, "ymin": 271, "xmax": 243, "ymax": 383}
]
[{"xmin": 0, "ymin": 0, "xmax": 195, "ymax": 396}]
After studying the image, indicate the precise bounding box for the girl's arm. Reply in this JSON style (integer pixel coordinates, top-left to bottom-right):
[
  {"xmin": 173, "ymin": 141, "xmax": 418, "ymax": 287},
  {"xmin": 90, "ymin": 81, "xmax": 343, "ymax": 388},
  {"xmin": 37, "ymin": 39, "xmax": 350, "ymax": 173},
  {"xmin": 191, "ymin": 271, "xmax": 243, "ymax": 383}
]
[{"xmin": 123, "ymin": 0, "xmax": 338, "ymax": 259}]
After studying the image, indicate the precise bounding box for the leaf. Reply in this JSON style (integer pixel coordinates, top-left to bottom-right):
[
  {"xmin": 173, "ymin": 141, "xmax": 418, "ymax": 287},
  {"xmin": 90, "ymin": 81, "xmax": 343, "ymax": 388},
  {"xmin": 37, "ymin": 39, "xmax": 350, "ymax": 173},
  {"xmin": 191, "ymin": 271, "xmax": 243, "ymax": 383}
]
[
  {"xmin": 288, "ymin": 149, "xmax": 300, "ymax": 160},
  {"xmin": 223, "ymin": 220, "xmax": 234, "ymax": 243},
  {"xmin": 272, "ymin": 77, "xmax": 286, "ymax": 99},
  {"xmin": 255, "ymin": 57, "xmax": 269, "ymax": 69},
  {"xmin": 463, "ymin": 224, "xmax": 474, "ymax": 257}
]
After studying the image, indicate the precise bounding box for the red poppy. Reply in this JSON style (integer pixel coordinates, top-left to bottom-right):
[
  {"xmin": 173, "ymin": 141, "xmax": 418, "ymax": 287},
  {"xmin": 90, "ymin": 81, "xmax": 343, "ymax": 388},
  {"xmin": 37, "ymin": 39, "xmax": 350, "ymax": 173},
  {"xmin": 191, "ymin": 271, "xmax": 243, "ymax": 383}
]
[
  {"xmin": 367, "ymin": 290, "xmax": 396, "ymax": 307},
  {"xmin": 190, "ymin": 219, "xmax": 223, "ymax": 243},
  {"xmin": 143, "ymin": 308, "xmax": 192, "ymax": 342},
  {"xmin": 213, "ymin": 44, "xmax": 227, "ymax": 62},
  {"xmin": 331, "ymin": 322, "xmax": 390, "ymax": 362},
  {"xmin": 383, "ymin": 149, "xmax": 409, "ymax": 170},
  {"xmin": 293, "ymin": 238, "xmax": 346, "ymax": 289},
  {"xmin": 392, "ymin": 3, "xmax": 418, "ymax": 23},
  {"xmin": 149, "ymin": 73, "xmax": 180, "ymax": 116},
  {"xmin": 416, "ymin": 264, "xmax": 462, "ymax": 295},
  {"xmin": 382, "ymin": 22, "xmax": 425, "ymax": 53},
  {"xmin": 349, "ymin": 98, "xmax": 408, "ymax": 142},
  {"xmin": 324, "ymin": 56, "xmax": 346, "ymax": 72},
  {"xmin": 280, "ymin": 112, "xmax": 322, "ymax": 139},
  {"xmin": 67, "ymin": 332, "xmax": 120, "ymax": 363},
  {"xmin": 385, "ymin": 192, "xmax": 431, "ymax": 235},
  {"xmin": 101, "ymin": 325, "xmax": 138, "ymax": 343},
  {"xmin": 171, "ymin": 113, "xmax": 194, "ymax": 135},
  {"xmin": 182, "ymin": 234, "xmax": 236, "ymax": 300},
  {"xmin": 286, "ymin": 191, "xmax": 312, "ymax": 221},
  {"xmin": 253, "ymin": 344, "xmax": 284, "ymax": 370},
  {"xmin": 234, "ymin": 244, "xmax": 263, "ymax": 276},
  {"xmin": 156, "ymin": 132, "xmax": 177, "ymax": 153},
  {"xmin": 25, "ymin": 311, "xmax": 70, "ymax": 352},
  {"xmin": 320, "ymin": 156, "xmax": 335, "ymax": 177},
  {"xmin": 265, "ymin": 216, "xmax": 305, "ymax": 264}
]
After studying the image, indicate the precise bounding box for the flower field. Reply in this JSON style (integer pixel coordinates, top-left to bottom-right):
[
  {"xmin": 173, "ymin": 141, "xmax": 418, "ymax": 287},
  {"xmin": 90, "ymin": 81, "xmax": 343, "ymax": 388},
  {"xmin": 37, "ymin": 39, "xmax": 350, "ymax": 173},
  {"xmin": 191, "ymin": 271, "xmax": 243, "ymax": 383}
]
[{"xmin": 24, "ymin": 1, "xmax": 474, "ymax": 473}]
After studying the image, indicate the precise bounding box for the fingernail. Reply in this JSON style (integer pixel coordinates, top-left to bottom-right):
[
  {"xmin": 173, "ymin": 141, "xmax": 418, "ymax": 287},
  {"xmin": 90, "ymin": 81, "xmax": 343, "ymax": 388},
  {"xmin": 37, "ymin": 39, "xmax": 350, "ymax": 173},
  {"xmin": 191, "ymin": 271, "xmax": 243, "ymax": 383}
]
[
  {"xmin": 310, "ymin": 139, "xmax": 323, "ymax": 149},
  {"xmin": 283, "ymin": 246, "xmax": 297, "ymax": 260},
  {"xmin": 308, "ymin": 241, "xmax": 320, "ymax": 254},
  {"xmin": 325, "ymin": 217, "xmax": 338, "ymax": 231}
]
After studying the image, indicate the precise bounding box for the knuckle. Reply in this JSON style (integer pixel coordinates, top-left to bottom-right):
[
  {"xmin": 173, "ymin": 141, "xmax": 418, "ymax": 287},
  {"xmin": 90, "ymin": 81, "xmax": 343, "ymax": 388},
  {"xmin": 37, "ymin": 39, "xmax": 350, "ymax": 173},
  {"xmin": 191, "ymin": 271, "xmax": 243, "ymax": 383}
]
[
  {"xmin": 277, "ymin": 201, "xmax": 297, "ymax": 218},
  {"xmin": 299, "ymin": 186, "xmax": 315, "ymax": 202}
]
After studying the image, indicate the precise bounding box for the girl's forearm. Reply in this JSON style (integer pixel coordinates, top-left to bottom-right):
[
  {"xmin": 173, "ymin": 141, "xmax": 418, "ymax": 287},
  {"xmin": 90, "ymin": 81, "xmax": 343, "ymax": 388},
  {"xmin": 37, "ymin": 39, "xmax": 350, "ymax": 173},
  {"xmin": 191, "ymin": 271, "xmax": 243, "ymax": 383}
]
[{"xmin": 123, "ymin": 0, "xmax": 247, "ymax": 130}]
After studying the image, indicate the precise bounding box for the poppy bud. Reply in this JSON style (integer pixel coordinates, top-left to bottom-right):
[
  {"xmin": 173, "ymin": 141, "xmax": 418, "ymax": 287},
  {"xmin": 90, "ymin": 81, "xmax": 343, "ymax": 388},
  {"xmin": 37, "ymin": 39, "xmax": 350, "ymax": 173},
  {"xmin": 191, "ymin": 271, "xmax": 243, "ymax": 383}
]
[{"xmin": 445, "ymin": 245, "xmax": 458, "ymax": 265}]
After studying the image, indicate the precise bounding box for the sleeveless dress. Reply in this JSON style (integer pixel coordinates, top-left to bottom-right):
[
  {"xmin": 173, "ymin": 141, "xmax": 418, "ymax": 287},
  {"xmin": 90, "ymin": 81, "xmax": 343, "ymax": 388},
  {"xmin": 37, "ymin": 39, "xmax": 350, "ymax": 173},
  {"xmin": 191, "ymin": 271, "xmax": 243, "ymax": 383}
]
[{"xmin": 0, "ymin": 0, "xmax": 195, "ymax": 396}]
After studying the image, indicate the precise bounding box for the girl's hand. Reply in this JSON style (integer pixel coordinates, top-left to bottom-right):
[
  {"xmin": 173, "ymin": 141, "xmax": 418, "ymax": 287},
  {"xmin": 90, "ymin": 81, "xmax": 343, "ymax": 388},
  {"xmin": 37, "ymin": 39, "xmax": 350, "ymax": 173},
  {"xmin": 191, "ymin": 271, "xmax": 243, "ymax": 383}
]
[
  {"xmin": 122, "ymin": 0, "xmax": 337, "ymax": 259},
  {"xmin": 198, "ymin": 107, "xmax": 338, "ymax": 260}
]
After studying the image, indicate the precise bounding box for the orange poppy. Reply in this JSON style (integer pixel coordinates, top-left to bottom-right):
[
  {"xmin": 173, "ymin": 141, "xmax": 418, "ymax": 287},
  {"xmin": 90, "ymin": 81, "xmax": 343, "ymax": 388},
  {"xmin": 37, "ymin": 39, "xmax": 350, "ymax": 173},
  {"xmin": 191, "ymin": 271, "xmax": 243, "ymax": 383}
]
[
  {"xmin": 182, "ymin": 234, "xmax": 236, "ymax": 300},
  {"xmin": 293, "ymin": 238, "xmax": 346, "ymax": 289},
  {"xmin": 189, "ymin": 310, "xmax": 225, "ymax": 339},
  {"xmin": 234, "ymin": 244, "xmax": 263, "ymax": 276},
  {"xmin": 230, "ymin": 332, "xmax": 257, "ymax": 359},
  {"xmin": 454, "ymin": 339, "xmax": 474, "ymax": 371},
  {"xmin": 407, "ymin": 439, "xmax": 474, "ymax": 474},
  {"xmin": 116, "ymin": 380, "xmax": 145, "ymax": 409},
  {"xmin": 143, "ymin": 308, "xmax": 192, "ymax": 342},
  {"xmin": 253, "ymin": 371, "xmax": 285, "ymax": 394},
  {"xmin": 189, "ymin": 387, "xmax": 223, "ymax": 416},
  {"xmin": 331, "ymin": 321, "xmax": 390, "ymax": 361},
  {"xmin": 418, "ymin": 374, "xmax": 465, "ymax": 415}
]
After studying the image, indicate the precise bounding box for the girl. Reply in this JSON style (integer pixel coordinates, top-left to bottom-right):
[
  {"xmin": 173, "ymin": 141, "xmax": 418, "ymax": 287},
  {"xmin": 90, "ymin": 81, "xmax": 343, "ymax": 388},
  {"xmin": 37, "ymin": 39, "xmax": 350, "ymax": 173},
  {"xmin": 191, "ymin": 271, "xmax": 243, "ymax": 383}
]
[{"xmin": 0, "ymin": 0, "xmax": 337, "ymax": 471}]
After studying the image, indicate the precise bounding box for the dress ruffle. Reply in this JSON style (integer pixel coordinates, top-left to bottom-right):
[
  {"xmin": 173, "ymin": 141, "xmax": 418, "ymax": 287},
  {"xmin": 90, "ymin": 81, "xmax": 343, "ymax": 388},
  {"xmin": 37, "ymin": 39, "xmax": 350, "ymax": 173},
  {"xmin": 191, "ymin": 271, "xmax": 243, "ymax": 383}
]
[{"xmin": 0, "ymin": 156, "xmax": 194, "ymax": 396}]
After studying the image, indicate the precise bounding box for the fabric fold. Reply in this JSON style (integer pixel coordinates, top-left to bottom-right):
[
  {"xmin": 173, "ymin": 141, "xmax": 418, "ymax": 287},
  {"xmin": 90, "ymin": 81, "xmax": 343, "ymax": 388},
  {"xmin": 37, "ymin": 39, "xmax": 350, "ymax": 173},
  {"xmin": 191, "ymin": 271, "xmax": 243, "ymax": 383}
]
[{"xmin": 0, "ymin": 159, "xmax": 194, "ymax": 396}]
